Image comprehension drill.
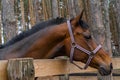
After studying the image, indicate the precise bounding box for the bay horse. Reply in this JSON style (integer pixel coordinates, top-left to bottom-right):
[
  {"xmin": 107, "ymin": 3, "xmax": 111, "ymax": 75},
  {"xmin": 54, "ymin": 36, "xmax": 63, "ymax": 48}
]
[{"xmin": 0, "ymin": 10, "xmax": 112, "ymax": 76}]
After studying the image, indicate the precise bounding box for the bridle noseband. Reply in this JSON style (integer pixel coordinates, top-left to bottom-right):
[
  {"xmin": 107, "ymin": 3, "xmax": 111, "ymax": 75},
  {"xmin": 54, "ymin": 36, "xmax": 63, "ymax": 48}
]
[{"xmin": 67, "ymin": 20, "xmax": 102, "ymax": 69}]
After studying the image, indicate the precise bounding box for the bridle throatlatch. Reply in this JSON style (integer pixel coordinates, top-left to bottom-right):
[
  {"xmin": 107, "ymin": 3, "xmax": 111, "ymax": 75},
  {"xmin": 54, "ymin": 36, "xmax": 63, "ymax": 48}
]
[{"xmin": 67, "ymin": 20, "xmax": 102, "ymax": 69}]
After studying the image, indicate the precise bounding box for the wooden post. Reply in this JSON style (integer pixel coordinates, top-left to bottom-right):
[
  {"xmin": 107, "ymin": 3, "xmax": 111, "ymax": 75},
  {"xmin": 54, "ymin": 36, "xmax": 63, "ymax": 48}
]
[{"xmin": 7, "ymin": 58, "xmax": 35, "ymax": 80}]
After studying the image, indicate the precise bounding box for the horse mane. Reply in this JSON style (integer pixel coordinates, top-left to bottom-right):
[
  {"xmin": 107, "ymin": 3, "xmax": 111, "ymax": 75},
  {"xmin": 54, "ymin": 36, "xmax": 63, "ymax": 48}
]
[{"xmin": 0, "ymin": 17, "xmax": 66, "ymax": 48}]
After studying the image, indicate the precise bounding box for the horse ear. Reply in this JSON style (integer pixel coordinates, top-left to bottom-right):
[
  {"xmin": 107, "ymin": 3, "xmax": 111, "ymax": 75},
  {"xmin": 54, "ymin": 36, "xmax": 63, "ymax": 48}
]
[
  {"xmin": 79, "ymin": 9, "xmax": 84, "ymax": 20},
  {"xmin": 71, "ymin": 9, "xmax": 84, "ymax": 26}
]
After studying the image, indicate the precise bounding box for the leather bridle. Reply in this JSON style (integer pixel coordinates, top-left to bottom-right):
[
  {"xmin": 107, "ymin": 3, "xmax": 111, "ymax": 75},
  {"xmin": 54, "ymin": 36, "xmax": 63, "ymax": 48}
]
[{"xmin": 67, "ymin": 20, "xmax": 102, "ymax": 69}]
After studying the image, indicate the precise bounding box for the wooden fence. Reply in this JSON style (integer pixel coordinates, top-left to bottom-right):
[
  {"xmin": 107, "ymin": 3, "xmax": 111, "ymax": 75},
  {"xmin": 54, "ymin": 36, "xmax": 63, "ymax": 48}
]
[{"xmin": 0, "ymin": 58, "xmax": 120, "ymax": 80}]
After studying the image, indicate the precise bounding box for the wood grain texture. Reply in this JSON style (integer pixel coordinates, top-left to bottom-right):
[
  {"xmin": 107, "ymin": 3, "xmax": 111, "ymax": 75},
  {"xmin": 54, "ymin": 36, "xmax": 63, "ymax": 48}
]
[
  {"xmin": 7, "ymin": 58, "xmax": 34, "ymax": 80},
  {"xmin": 0, "ymin": 58, "xmax": 119, "ymax": 80}
]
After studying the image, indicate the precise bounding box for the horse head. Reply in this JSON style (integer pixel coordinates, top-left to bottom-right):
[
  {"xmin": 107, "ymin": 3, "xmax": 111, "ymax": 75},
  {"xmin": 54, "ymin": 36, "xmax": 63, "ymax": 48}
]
[{"xmin": 64, "ymin": 10, "xmax": 112, "ymax": 75}]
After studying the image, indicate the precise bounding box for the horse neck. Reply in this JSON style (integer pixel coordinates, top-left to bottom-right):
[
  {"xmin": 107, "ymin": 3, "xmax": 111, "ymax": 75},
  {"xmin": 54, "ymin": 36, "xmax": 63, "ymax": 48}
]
[{"xmin": 1, "ymin": 23, "xmax": 68, "ymax": 60}]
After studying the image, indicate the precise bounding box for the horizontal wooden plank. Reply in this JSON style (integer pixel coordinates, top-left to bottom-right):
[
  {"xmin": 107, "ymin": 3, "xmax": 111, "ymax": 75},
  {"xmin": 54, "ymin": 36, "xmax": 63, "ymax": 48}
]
[
  {"xmin": 0, "ymin": 58, "xmax": 120, "ymax": 80},
  {"xmin": 34, "ymin": 59, "xmax": 96, "ymax": 77},
  {"xmin": 34, "ymin": 58, "xmax": 120, "ymax": 77},
  {"xmin": 36, "ymin": 76, "xmax": 120, "ymax": 80}
]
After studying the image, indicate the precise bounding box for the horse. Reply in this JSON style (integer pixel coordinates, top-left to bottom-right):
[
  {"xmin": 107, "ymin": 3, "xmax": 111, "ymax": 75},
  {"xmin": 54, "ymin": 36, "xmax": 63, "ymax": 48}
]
[{"xmin": 0, "ymin": 10, "xmax": 112, "ymax": 77}]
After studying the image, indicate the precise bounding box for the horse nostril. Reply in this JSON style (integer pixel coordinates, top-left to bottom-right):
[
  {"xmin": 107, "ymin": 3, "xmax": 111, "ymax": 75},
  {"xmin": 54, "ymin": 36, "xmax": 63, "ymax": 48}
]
[
  {"xmin": 99, "ymin": 66, "xmax": 106, "ymax": 75},
  {"xmin": 110, "ymin": 63, "xmax": 113, "ymax": 70},
  {"xmin": 100, "ymin": 66, "xmax": 106, "ymax": 72}
]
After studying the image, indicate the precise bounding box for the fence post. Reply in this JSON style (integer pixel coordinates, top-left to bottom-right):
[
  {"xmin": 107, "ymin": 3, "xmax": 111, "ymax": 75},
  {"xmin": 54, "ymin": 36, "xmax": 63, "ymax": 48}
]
[{"xmin": 7, "ymin": 58, "xmax": 35, "ymax": 80}]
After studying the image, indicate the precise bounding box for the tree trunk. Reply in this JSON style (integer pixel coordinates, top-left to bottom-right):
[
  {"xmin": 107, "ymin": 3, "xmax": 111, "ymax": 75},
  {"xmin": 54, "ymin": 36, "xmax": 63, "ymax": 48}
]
[
  {"xmin": 1, "ymin": 0, "xmax": 17, "ymax": 42},
  {"xmin": 42, "ymin": 0, "xmax": 49, "ymax": 20},
  {"xmin": 67, "ymin": 0, "xmax": 76, "ymax": 18},
  {"xmin": 73, "ymin": 0, "xmax": 81, "ymax": 16},
  {"xmin": 101, "ymin": 0, "xmax": 112, "ymax": 55},
  {"xmin": 109, "ymin": 0, "xmax": 119, "ymax": 56},
  {"xmin": 0, "ymin": 0, "xmax": 1, "ymax": 44},
  {"xmin": 29, "ymin": 0, "xmax": 36, "ymax": 26},
  {"xmin": 115, "ymin": 0, "xmax": 120, "ymax": 55},
  {"xmin": 46, "ymin": 0, "xmax": 52, "ymax": 19},
  {"xmin": 51, "ymin": 0, "xmax": 59, "ymax": 18},
  {"xmin": 33, "ymin": 0, "xmax": 41, "ymax": 23},
  {"xmin": 20, "ymin": 0, "xmax": 25, "ymax": 30},
  {"xmin": 24, "ymin": 0, "xmax": 29, "ymax": 30},
  {"xmin": 85, "ymin": 0, "xmax": 112, "ymax": 80}
]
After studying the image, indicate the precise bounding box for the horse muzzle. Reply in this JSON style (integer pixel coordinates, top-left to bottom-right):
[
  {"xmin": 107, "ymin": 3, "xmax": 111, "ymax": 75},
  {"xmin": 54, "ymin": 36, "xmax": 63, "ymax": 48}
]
[{"xmin": 98, "ymin": 63, "xmax": 113, "ymax": 76}]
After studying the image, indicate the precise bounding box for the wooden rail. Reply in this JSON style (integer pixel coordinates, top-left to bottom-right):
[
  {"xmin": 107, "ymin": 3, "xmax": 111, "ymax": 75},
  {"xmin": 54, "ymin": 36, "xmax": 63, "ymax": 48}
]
[{"xmin": 0, "ymin": 58, "xmax": 120, "ymax": 80}]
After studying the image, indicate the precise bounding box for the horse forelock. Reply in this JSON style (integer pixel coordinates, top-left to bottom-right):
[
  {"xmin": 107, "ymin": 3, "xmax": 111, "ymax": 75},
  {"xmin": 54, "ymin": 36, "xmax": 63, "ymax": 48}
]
[{"xmin": 1, "ymin": 17, "xmax": 66, "ymax": 48}]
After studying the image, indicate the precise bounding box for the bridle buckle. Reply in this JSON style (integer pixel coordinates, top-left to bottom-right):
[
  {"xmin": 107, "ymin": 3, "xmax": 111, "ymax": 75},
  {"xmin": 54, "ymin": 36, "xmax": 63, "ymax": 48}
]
[
  {"xmin": 71, "ymin": 42, "xmax": 76, "ymax": 48},
  {"xmin": 90, "ymin": 52, "xmax": 95, "ymax": 57}
]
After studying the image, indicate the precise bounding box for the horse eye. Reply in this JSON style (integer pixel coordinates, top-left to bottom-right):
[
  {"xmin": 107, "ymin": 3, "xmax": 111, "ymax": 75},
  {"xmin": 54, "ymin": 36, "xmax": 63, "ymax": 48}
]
[
  {"xmin": 84, "ymin": 35, "xmax": 91, "ymax": 39},
  {"xmin": 76, "ymin": 32, "xmax": 81, "ymax": 35}
]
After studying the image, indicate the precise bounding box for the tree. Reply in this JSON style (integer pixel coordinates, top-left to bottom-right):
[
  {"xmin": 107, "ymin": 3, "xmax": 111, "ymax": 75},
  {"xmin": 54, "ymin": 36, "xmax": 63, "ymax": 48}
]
[
  {"xmin": 115, "ymin": 0, "xmax": 120, "ymax": 54},
  {"xmin": 33, "ymin": 0, "xmax": 41, "ymax": 23},
  {"xmin": 84, "ymin": 0, "xmax": 112, "ymax": 80},
  {"xmin": 67, "ymin": 0, "xmax": 76, "ymax": 18},
  {"xmin": 20, "ymin": 0, "xmax": 25, "ymax": 30},
  {"xmin": 52, "ymin": 0, "xmax": 59, "ymax": 18},
  {"xmin": 29, "ymin": 0, "xmax": 36, "ymax": 26},
  {"xmin": 1, "ymin": 0, "xmax": 17, "ymax": 42},
  {"xmin": 109, "ymin": 0, "xmax": 119, "ymax": 56},
  {"xmin": 0, "ymin": 11, "xmax": 2, "ymax": 44}
]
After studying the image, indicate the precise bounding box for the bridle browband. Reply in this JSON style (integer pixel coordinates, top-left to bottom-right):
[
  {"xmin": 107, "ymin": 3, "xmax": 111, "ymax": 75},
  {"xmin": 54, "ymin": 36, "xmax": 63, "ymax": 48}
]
[{"xmin": 67, "ymin": 20, "xmax": 102, "ymax": 69}]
